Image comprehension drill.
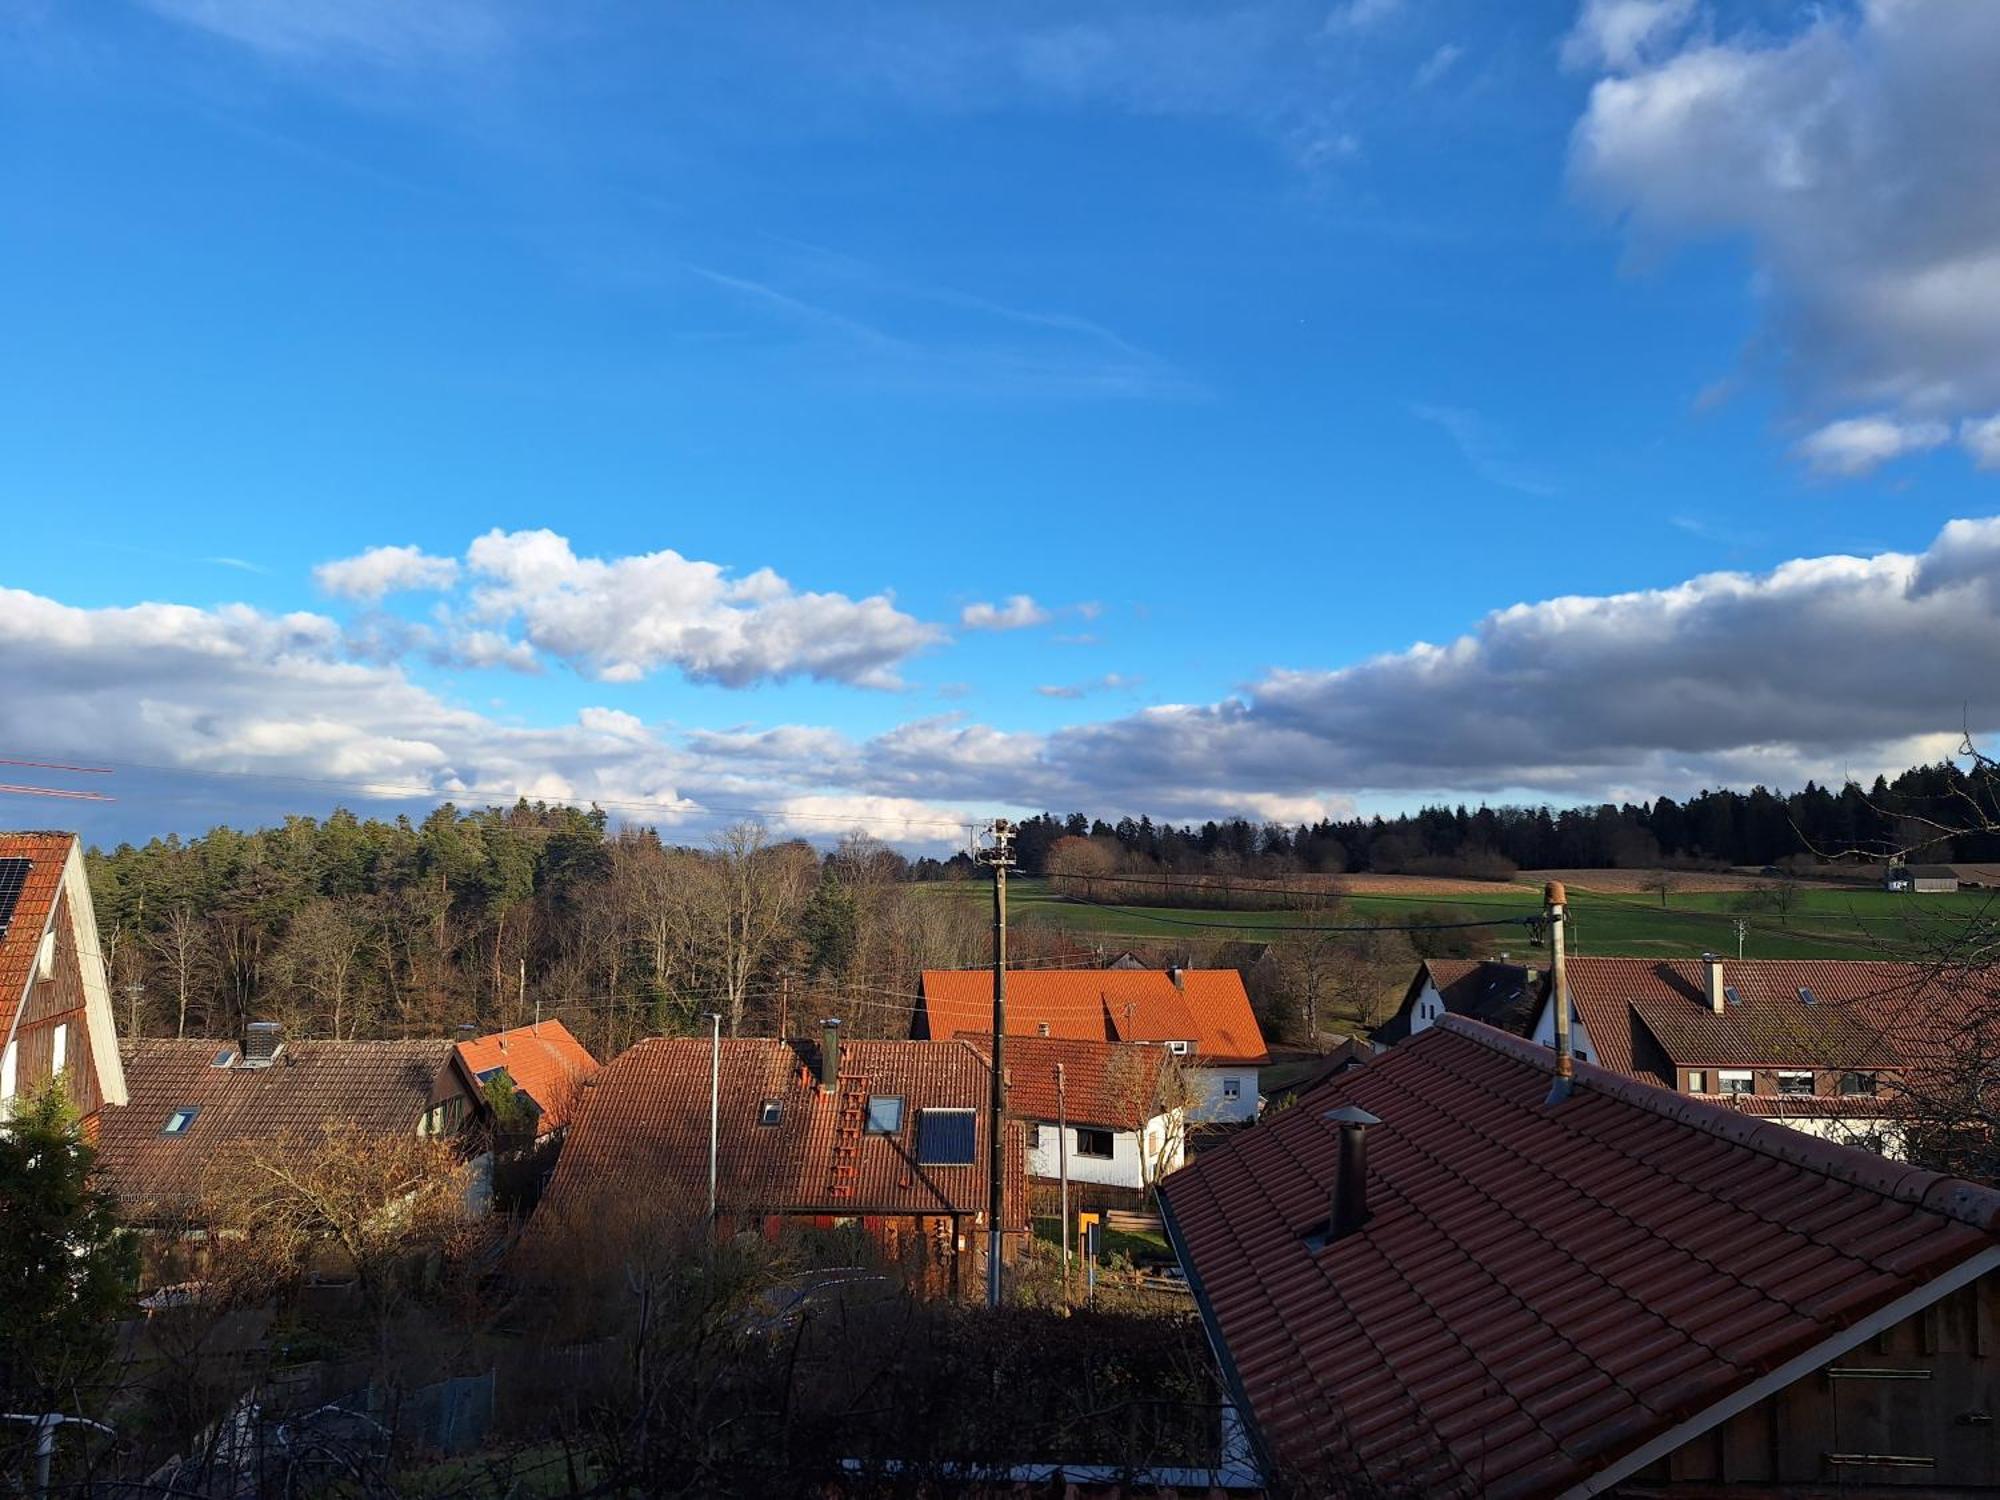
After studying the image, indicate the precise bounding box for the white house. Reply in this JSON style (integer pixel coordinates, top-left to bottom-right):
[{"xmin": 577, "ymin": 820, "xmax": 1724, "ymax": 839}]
[
  {"xmin": 918, "ymin": 967, "xmax": 1270, "ymax": 1125},
  {"xmin": 964, "ymin": 1033, "xmax": 1188, "ymax": 1193}
]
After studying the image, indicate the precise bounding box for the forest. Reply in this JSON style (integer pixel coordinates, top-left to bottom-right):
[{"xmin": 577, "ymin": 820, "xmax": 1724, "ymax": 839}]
[{"xmin": 80, "ymin": 757, "xmax": 1993, "ymax": 1058}]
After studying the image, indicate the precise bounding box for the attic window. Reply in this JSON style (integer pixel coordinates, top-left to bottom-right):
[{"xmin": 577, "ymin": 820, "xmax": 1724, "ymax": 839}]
[
  {"xmin": 1718, "ymin": 1070, "xmax": 1753, "ymax": 1096},
  {"xmin": 1777, "ymin": 1070, "xmax": 1814, "ymax": 1095},
  {"xmin": 1798, "ymin": 987, "xmax": 1817, "ymax": 1007},
  {"xmin": 758, "ymin": 1099, "xmax": 782, "ymax": 1127},
  {"xmin": 866, "ymin": 1096, "xmax": 904, "ymax": 1134},
  {"xmin": 1036, "ymin": 1022, "xmax": 1050, "ymax": 1037},
  {"xmin": 211, "ymin": 1048, "xmax": 236, "ymax": 1068},
  {"xmin": 1167, "ymin": 1040, "xmax": 1192, "ymax": 1056},
  {"xmin": 1723, "ymin": 987, "xmax": 1742, "ymax": 1006},
  {"xmin": 161, "ymin": 1107, "xmax": 199, "ymax": 1136},
  {"xmin": 1840, "ymin": 1071, "xmax": 1878, "ymax": 1097}
]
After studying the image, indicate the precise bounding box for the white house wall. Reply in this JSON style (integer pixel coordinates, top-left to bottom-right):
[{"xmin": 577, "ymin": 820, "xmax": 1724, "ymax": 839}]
[
  {"xmin": 1529, "ymin": 996, "xmax": 1597, "ymax": 1068},
  {"xmin": 1026, "ymin": 1111, "xmax": 1186, "ymax": 1191},
  {"xmin": 1189, "ymin": 1066, "xmax": 1259, "ymax": 1123},
  {"xmin": 1408, "ymin": 979, "xmax": 1446, "ymax": 1036}
]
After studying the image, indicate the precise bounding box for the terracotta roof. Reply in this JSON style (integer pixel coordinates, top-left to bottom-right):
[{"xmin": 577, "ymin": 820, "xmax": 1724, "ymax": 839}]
[
  {"xmin": 98, "ymin": 1038, "xmax": 466, "ymax": 1222},
  {"xmin": 1561, "ymin": 957, "xmax": 1980, "ymax": 1082},
  {"xmin": 957, "ymin": 1033, "xmax": 1172, "ymax": 1130},
  {"xmin": 919, "ymin": 969, "xmax": 1269, "ymax": 1065},
  {"xmin": 1159, "ymin": 1015, "xmax": 2000, "ymax": 1498},
  {"xmin": 533, "ymin": 1036, "xmax": 1027, "ymax": 1229},
  {"xmin": 0, "ymin": 832, "xmax": 74, "ymax": 1048},
  {"xmin": 454, "ymin": 1020, "xmax": 598, "ymax": 1132}
]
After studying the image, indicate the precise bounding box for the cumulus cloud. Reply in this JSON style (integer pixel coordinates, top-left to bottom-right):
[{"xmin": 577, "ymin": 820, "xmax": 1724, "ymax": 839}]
[
  {"xmin": 459, "ymin": 529, "xmax": 938, "ymax": 688},
  {"xmin": 961, "ymin": 595, "xmax": 1052, "ymax": 631},
  {"xmin": 1797, "ymin": 415, "xmax": 1951, "ymax": 477},
  {"xmin": 1962, "ymin": 415, "xmax": 2000, "ymax": 470},
  {"xmin": 1570, "ymin": 0, "xmax": 2000, "ymax": 472},
  {"xmin": 16, "ymin": 519, "xmax": 2000, "ymax": 844},
  {"xmin": 315, "ymin": 544, "xmax": 460, "ymax": 601}
]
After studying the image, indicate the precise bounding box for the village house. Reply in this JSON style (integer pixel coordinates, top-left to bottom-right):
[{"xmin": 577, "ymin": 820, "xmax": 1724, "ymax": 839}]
[
  {"xmin": 1887, "ymin": 862, "xmax": 1960, "ymax": 893},
  {"xmin": 0, "ymin": 830, "xmax": 127, "ymax": 1130},
  {"xmin": 1374, "ymin": 956, "xmax": 1545, "ymax": 1049},
  {"xmin": 528, "ymin": 1021, "xmax": 1026, "ymax": 1298},
  {"xmin": 960, "ymin": 1032, "xmax": 1186, "ymax": 1195},
  {"xmin": 1160, "ymin": 1014, "xmax": 2000, "ymax": 1497},
  {"xmin": 916, "ymin": 967, "xmax": 1269, "ymax": 1123},
  {"xmin": 97, "ymin": 1023, "xmax": 488, "ymax": 1232},
  {"xmin": 453, "ymin": 1018, "xmax": 598, "ymax": 1140}
]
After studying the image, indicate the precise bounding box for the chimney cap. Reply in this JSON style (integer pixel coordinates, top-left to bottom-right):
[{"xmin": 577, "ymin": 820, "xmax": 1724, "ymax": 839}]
[
  {"xmin": 1323, "ymin": 1105, "xmax": 1382, "ymax": 1128},
  {"xmin": 1702, "ymin": 951, "xmax": 1720, "ymax": 963},
  {"xmin": 821, "ymin": 1016, "xmax": 842, "ymax": 1029}
]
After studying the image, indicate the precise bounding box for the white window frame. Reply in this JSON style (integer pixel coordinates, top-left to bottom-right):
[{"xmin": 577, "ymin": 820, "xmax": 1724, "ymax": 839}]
[
  {"xmin": 1776, "ymin": 1069, "xmax": 1814, "ymax": 1096},
  {"xmin": 1718, "ymin": 1069, "xmax": 1754, "ymax": 1097},
  {"xmin": 1687, "ymin": 1070, "xmax": 1707, "ymax": 1094},
  {"xmin": 1221, "ymin": 1077, "xmax": 1241, "ymax": 1099},
  {"xmin": 1, "ymin": 1038, "xmax": 15, "ymax": 1105},
  {"xmin": 51, "ymin": 1022, "xmax": 67, "ymax": 1074}
]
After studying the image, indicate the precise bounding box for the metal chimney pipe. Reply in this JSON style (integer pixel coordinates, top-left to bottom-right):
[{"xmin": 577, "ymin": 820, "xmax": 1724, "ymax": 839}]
[
  {"xmin": 819, "ymin": 1017, "xmax": 841, "ymax": 1094},
  {"xmin": 1323, "ymin": 1105, "xmax": 1382, "ymax": 1241}
]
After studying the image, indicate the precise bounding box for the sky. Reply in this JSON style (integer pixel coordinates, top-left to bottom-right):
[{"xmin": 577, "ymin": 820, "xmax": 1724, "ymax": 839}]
[{"xmin": 4, "ymin": 0, "xmax": 2000, "ymax": 850}]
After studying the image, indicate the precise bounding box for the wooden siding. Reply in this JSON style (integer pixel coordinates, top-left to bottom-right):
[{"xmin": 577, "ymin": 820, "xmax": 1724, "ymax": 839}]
[
  {"xmin": 1625, "ymin": 1267, "xmax": 2000, "ymax": 1492},
  {"xmin": 8, "ymin": 888, "xmax": 101, "ymax": 1121}
]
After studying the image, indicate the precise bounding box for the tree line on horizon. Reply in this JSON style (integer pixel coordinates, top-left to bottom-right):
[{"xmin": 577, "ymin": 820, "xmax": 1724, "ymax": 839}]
[{"xmin": 963, "ymin": 759, "xmax": 2000, "ymax": 882}]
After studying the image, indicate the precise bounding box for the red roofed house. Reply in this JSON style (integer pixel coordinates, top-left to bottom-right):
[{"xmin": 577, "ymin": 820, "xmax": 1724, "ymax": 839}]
[
  {"xmin": 0, "ymin": 831, "xmax": 127, "ymax": 1131},
  {"xmin": 454, "ymin": 1019, "xmax": 598, "ymax": 1139},
  {"xmin": 1160, "ymin": 1014, "xmax": 2000, "ymax": 1497},
  {"xmin": 529, "ymin": 1021, "xmax": 1026, "ymax": 1298},
  {"xmin": 1522, "ymin": 956, "xmax": 1991, "ymax": 1157},
  {"xmin": 917, "ymin": 967, "xmax": 1269, "ymax": 1123},
  {"xmin": 960, "ymin": 1033, "xmax": 1188, "ymax": 1193}
]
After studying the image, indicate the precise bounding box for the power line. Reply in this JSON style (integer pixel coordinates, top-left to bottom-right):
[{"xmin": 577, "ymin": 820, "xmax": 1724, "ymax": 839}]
[{"xmin": 1049, "ymin": 893, "xmax": 1537, "ymax": 935}]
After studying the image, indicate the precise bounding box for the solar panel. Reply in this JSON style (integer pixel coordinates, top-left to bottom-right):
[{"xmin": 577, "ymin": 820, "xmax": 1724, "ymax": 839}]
[
  {"xmin": 916, "ymin": 1108, "xmax": 977, "ymax": 1165},
  {"xmin": 0, "ymin": 858, "xmax": 31, "ymax": 936}
]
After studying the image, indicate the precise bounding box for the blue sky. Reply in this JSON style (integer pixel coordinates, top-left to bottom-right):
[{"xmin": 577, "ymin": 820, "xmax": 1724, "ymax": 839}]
[{"xmin": 5, "ymin": 0, "xmax": 2000, "ymax": 847}]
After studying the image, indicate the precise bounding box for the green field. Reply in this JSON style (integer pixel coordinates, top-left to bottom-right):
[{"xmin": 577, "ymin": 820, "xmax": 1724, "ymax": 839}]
[{"xmin": 967, "ymin": 877, "xmax": 2000, "ymax": 962}]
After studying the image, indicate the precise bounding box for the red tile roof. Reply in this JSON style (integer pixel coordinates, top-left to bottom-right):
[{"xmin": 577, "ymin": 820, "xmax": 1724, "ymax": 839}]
[
  {"xmin": 99, "ymin": 1038, "xmax": 468, "ymax": 1222},
  {"xmin": 1562, "ymin": 957, "xmax": 1982, "ymax": 1085},
  {"xmin": 454, "ymin": 1020, "xmax": 598, "ymax": 1132},
  {"xmin": 1159, "ymin": 1015, "xmax": 2000, "ymax": 1498},
  {"xmin": 533, "ymin": 1036, "xmax": 1027, "ymax": 1230},
  {"xmin": 0, "ymin": 832, "xmax": 74, "ymax": 1048},
  {"xmin": 920, "ymin": 969, "xmax": 1268, "ymax": 1065},
  {"xmin": 957, "ymin": 1033, "xmax": 1173, "ymax": 1130}
]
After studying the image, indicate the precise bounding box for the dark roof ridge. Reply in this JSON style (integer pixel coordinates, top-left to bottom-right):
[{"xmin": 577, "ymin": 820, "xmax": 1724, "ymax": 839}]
[{"xmin": 1428, "ymin": 1014, "xmax": 2000, "ymax": 1233}]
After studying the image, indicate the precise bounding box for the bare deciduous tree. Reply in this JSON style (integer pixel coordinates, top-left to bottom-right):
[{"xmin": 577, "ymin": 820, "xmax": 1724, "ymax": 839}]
[{"xmin": 147, "ymin": 903, "xmax": 210, "ymax": 1039}]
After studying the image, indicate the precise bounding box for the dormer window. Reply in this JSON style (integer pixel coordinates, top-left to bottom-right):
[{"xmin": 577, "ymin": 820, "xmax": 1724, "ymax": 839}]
[
  {"xmin": 1777, "ymin": 1070, "xmax": 1814, "ymax": 1096},
  {"xmin": 1718, "ymin": 1070, "xmax": 1753, "ymax": 1096},
  {"xmin": 1839, "ymin": 1071, "xmax": 1878, "ymax": 1097}
]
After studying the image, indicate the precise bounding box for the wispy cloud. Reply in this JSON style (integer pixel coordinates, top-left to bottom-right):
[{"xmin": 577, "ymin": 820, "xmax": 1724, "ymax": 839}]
[
  {"xmin": 138, "ymin": 0, "xmax": 514, "ymax": 66},
  {"xmin": 1411, "ymin": 403, "xmax": 1559, "ymax": 496},
  {"xmin": 1035, "ymin": 672, "xmax": 1142, "ymax": 700},
  {"xmin": 206, "ymin": 555, "xmax": 270, "ymax": 575},
  {"xmin": 1413, "ymin": 42, "xmax": 1463, "ymax": 88}
]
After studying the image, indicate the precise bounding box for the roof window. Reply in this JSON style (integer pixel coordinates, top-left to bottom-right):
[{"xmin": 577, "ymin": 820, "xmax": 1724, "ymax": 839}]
[
  {"xmin": 210, "ymin": 1048, "xmax": 236, "ymax": 1068},
  {"xmin": 161, "ymin": 1107, "xmax": 199, "ymax": 1136},
  {"xmin": 758, "ymin": 1099, "xmax": 782, "ymax": 1127},
  {"xmin": 1798, "ymin": 987, "xmax": 1817, "ymax": 1006},
  {"xmin": 1723, "ymin": 987, "xmax": 1742, "ymax": 1006},
  {"xmin": 866, "ymin": 1096, "xmax": 904, "ymax": 1134}
]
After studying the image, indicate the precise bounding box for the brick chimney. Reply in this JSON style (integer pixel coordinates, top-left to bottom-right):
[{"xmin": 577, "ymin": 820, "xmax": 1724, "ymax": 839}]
[
  {"xmin": 241, "ymin": 1020, "xmax": 283, "ymax": 1070},
  {"xmin": 818, "ymin": 1017, "xmax": 841, "ymax": 1094},
  {"xmin": 1703, "ymin": 953, "xmax": 1726, "ymax": 1015},
  {"xmin": 1324, "ymin": 1105, "xmax": 1382, "ymax": 1241}
]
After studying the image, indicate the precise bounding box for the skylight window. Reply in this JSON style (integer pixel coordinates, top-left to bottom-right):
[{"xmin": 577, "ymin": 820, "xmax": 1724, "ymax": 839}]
[
  {"xmin": 866, "ymin": 1096, "xmax": 904, "ymax": 1134},
  {"xmin": 758, "ymin": 1099, "xmax": 782, "ymax": 1127},
  {"xmin": 161, "ymin": 1107, "xmax": 199, "ymax": 1136},
  {"xmin": 1723, "ymin": 987, "xmax": 1742, "ymax": 1006},
  {"xmin": 1798, "ymin": 987, "xmax": 1817, "ymax": 1006},
  {"xmin": 211, "ymin": 1048, "xmax": 235, "ymax": 1068}
]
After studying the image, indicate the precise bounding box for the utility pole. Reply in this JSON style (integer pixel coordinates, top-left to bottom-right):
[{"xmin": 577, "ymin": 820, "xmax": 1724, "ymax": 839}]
[
  {"xmin": 1734, "ymin": 917, "xmax": 1748, "ymax": 960},
  {"xmin": 704, "ymin": 1012, "xmax": 721, "ymax": 1225},
  {"xmin": 1056, "ymin": 1061, "xmax": 1070, "ymax": 1305},
  {"xmin": 974, "ymin": 818, "xmax": 1015, "ymax": 1309},
  {"xmin": 1545, "ymin": 881, "xmax": 1572, "ymax": 1105}
]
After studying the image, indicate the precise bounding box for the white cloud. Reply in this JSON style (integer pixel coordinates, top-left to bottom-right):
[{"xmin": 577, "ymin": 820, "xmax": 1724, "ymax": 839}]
[
  {"xmin": 1560, "ymin": 0, "xmax": 1693, "ymax": 72},
  {"xmin": 1961, "ymin": 414, "xmax": 2000, "ymax": 470},
  {"xmin": 314, "ymin": 544, "xmax": 460, "ymax": 601},
  {"xmin": 1570, "ymin": 0, "xmax": 2000, "ymax": 469},
  {"xmin": 1035, "ymin": 673, "xmax": 1142, "ymax": 700},
  {"xmin": 1326, "ymin": 0, "xmax": 1400, "ymax": 32},
  {"xmin": 140, "ymin": 0, "xmax": 511, "ymax": 64},
  {"xmin": 1413, "ymin": 43, "xmax": 1463, "ymax": 88},
  {"xmin": 454, "ymin": 528, "xmax": 939, "ymax": 688},
  {"xmin": 961, "ymin": 595, "xmax": 1052, "ymax": 632},
  {"xmin": 1796, "ymin": 415, "xmax": 1950, "ymax": 477},
  {"xmin": 21, "ymin": 519, "xmax": 2000, "ymax": 844}
]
